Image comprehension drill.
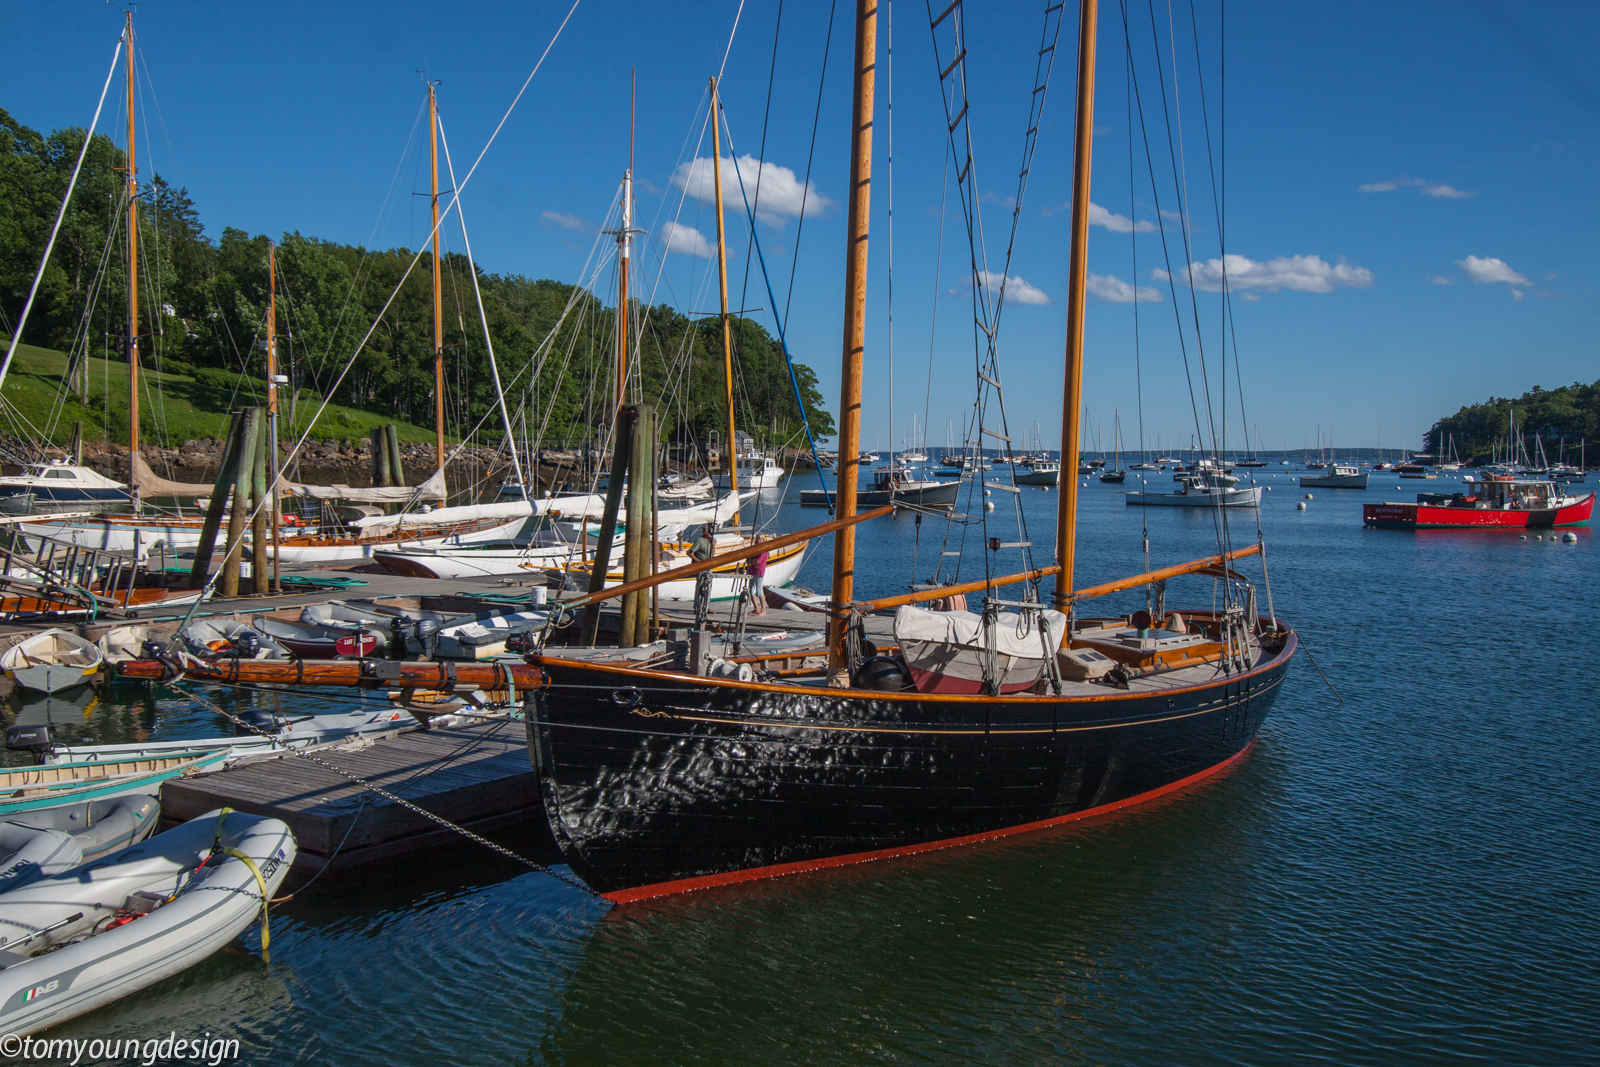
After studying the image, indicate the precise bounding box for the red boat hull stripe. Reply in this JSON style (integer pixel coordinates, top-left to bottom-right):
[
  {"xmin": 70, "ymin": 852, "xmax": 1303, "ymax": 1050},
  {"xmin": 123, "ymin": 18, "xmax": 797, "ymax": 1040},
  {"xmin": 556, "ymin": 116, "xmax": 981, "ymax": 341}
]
[{"xmin": 601, "ymin": 740, "xmax": 1257, "ymax": 903}]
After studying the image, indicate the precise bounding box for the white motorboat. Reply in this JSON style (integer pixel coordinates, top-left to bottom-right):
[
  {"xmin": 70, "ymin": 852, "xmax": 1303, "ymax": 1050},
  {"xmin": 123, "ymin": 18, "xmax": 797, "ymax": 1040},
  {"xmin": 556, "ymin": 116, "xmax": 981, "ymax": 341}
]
[
  {"xmin": 1014, "ymin": 462, "xmax": 1060, "ymax": 486},
  {"xmin": 713, "ymin": 453, "xmax": 785, "ymax": 490},
  {"xmin": 435, "ymin": 610, "xmax": 549, "ymax": 659},
  {"xmin": 1125, "ymin": 472, "xmax": 1263, "ymax": 508},
  {"xmin": 0, "ymin": 461, "xmax": 128, "ymax": 503},
  {"xmin": 1, "ymin": 629, "xmax": 102, "ymax": 693},
  {"xmin": 0, "ymin": 808, "xmax": 295, "ymax": 1036},
  {"xmin": 1298, "ymin": 464, "xmax": 1370, "ymax": 489},
  {"xmin": 95, "ymin": 624, "xmax": 177, "ymax": 667}
]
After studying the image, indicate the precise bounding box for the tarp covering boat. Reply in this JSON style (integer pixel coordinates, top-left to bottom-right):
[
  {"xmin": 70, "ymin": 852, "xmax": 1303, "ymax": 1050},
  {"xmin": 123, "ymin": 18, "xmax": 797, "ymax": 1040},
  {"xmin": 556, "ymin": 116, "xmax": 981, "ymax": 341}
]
[
  {"xmin": 287, "ymin": 467, "xmax": 448, "ymax": 503},
  {"xmin": 894, "ymin": 604, "xmax": 1067, "ymax": 695},
  {"xmin": 350, "ymin": 498, "xmax": 534, "ymax": 531}
]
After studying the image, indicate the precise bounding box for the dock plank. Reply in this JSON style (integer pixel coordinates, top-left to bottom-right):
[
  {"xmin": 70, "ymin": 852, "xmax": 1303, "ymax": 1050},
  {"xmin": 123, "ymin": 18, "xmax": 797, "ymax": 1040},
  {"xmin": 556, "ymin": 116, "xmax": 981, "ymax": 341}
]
[{"xmin": 161, "ymin": 722, "xmax": 541, "ymax": 871}]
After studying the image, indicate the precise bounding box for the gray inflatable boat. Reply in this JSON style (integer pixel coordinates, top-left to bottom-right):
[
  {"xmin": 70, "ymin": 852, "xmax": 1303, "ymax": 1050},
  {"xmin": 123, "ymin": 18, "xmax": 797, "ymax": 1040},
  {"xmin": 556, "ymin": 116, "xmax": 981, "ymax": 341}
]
[
  {"xmin": 0, "ymin": 808, "xmax": 296, "ymax": 1036},
  {"xmin": 0, "ymin": 795, "xmax": 160, "ymax": 892}
]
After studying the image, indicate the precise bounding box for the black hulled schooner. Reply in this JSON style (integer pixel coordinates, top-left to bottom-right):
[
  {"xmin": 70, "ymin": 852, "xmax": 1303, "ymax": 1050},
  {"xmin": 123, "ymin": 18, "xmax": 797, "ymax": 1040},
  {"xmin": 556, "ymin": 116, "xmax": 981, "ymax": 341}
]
[{"xmin": 523, "ymin": 0, "xmax": 1297, "ymax": 901}]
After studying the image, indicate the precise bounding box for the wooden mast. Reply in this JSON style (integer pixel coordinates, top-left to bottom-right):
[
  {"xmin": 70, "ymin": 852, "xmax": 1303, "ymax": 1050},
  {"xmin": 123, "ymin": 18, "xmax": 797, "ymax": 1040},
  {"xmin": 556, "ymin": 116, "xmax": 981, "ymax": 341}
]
[
  {"xmin": 430, "ymin": 82, "xmax": 445, "ymax": 472},
  {"xmin": 123, "ymin": 10, "xmax": 140, "ymax": 508},
  {"xmin": 827, "ymin": 0, "xmax": 878, "ymax": 686},
  {"xmin": 267, "ymin": 240, "xmax": 282, "ymax": 593},
  {"xmin": 1053, "ymin": 0, "xmax": 1099, "ymax": 608},
  {"xmin": 709, "ymin": 77, "xmax": 739, "ymax": 525},
  {"xmin": 615, "ymin": 76, "xmax": 635, "ymax": 412}
]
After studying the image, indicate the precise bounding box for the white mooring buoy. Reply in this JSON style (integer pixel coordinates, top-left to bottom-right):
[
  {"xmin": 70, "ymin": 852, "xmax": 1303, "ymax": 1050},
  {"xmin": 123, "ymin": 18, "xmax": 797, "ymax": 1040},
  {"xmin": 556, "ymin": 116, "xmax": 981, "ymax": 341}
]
[
  {"xmin": 1296, "ymin": 501, "xmax": 1307, "ymax": 511},
  {"xmin": 1563, "ymin": 531, "xmax": 1578, "ymax": 542}
]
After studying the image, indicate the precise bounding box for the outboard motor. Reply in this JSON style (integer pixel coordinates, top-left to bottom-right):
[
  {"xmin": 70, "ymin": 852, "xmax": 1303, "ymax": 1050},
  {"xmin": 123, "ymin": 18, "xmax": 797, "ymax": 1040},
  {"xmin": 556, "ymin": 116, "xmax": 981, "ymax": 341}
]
[
  {"xmin": 233, "ymin": 707, "xmax": 279, "ymax": 736},
  {"xmin": 232, "ymin": 628, "xmax": 262, "ymax": 659},
  {"xmin": 388, "ymin": 615, "xmax": 412, "ymax": 658},
  {"xmin": 506, "ymin": 631, "xmax": 538, "ymax": 655},
  {"xmin": 139, "ymin": 638, "xmax": 170, "ymax": 660},
  {"xmin": 414, "ymin": 618, "xmax": 442, "ymax": 661},
  {"xmin": 5, "ymin": 724, "xmax": 53, "ymax": 766}
]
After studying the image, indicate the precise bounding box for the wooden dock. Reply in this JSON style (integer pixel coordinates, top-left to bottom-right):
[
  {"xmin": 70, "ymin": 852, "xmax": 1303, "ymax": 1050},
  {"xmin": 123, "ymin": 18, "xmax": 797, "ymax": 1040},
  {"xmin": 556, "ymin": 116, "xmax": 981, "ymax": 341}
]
[{"xmin": 160, "ymin": 721, "xmax": 541, "ymax": 874}]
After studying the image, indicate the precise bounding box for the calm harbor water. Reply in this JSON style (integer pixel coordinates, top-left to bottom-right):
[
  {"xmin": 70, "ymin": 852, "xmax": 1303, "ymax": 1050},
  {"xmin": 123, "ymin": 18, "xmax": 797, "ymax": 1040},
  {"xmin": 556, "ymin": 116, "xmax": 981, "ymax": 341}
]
[{"xmin": 15, "ymin": 468, "xmax": 1595, "ymax": 1065}]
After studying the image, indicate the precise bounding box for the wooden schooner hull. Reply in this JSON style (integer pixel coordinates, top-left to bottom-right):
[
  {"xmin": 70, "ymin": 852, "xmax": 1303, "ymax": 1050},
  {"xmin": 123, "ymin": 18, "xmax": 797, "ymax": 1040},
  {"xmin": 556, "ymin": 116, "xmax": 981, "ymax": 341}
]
[{"xmin": 527, "ymin": 622, "xmax": 1295, "ymax": 901}]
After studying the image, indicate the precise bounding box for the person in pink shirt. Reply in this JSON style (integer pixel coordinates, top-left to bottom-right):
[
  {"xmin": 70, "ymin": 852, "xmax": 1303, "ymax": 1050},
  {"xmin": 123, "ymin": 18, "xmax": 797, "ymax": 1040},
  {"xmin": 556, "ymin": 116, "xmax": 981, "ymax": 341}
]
[{"xmin": 748, "ymin": 537, "xmax": 770, "ymax": 616}]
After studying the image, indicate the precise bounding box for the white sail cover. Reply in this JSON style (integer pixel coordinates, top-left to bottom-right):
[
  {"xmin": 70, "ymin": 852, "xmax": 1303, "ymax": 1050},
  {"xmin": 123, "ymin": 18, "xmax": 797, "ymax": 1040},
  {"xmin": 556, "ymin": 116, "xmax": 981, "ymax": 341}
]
[
  {"xmin": 893, "ymin": 605, "xmax": 1068, "ymax": 658},
  {"xmin": 656, "ymin": 491, "xmax": 758, "ymax": 534},
  {"xmin": 351, "ymin": 498, "xmax": 533, "ymax": 531},
  {"xmin": 288, "ymin": 468, "xmax": 448, "ymax": 503}
]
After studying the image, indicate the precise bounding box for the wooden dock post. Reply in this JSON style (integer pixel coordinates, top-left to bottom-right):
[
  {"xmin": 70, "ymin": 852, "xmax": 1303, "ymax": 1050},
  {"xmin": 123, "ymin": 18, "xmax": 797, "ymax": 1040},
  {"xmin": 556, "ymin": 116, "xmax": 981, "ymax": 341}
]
[
  {"xmin": 580, "ymin": 406, "xmax": 635, "ymax": 645},
  {"xmin": 386, "ymin": 424, "xmax": 405, "ymax": 490},
  {"xmin": 187, "ymin": 409, "xmax": 246, "ymax": 589},
  {"xmin": 371, "ymin": 426, "xmax": 391, "ymax": 487},
  {"xmin": 620, "ymin": 404, "xmax": 653, "ymax": 646},
  {"xmin": 249, "ymin": 410, "xmax": 270, "ymax": 594},
  {"xmin": 219, "ymin": 406, "xmax": 261, "ymax": 598}
]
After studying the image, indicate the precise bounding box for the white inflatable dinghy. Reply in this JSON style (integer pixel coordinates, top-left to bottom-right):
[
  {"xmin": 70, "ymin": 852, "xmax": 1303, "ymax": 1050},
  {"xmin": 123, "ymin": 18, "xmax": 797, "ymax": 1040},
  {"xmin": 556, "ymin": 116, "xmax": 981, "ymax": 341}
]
[
  {"xmin": 0, "ymin": 808, "xmax": 295, "ymax": 1036},
  {"xmin": 0, "ymin": 795, "xmax": 160, "ymax": 891}
]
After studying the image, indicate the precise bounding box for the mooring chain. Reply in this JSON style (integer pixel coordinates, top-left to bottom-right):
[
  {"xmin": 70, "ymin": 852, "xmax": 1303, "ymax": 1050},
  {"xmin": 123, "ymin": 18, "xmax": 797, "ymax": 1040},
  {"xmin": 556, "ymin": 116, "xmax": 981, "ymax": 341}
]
[{"xmin": 174, "ymin": 678, "xmax": 607, "ymax": 901}]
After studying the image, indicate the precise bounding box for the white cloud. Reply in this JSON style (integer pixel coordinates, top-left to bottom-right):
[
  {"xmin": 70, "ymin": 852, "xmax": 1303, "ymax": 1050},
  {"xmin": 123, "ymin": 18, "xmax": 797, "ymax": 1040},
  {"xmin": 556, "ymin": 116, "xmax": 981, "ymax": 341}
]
[
  {"xmin": 1086, "ymin": 272, "xmax": 1160, "ymax": 303},
  {"xmin": 1239, "ymin": 292, "xmax": 1261, "ymax": 302},
  {"xmin": 1425, "ymin": 274, "xmax": 1456, "ymax": 286},
  {"xmin": 1359, "ymin": 176, "xmax": 1476, "ymax": 198},
  {"xmin": 1153, "ymin": 254, "xmax": 1374, "ymax": 294},
  {"xmin": 977, "ymin": 270, "xmax": 1050, "ymax": 305},
  {"xmin": 540, "ymin": 210, "xmax": 592, "ymax": 232},
  {"xmin": 1087, "ymin": 202, "xmax": 1155, "ymax": 233},
  {"xmin": 1456, "ymin": 255, "xmax": 1529, "ymax": 288},
  {"xmin": 670, "ymin": 154, "xmax": 834, "ymax": 227},
  {"xmin": 658, "ymin": 221, "xmax": 716, "ymax": 259}
]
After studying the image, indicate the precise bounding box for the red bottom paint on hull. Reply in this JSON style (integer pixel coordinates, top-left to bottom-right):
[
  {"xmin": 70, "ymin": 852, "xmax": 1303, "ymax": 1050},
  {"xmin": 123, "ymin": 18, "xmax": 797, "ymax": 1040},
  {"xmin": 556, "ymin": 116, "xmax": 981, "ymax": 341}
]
[
  {"xmin": 1364, "ymin": 493, "xmax": 1594, "ymax": 529},
  {"xmin": 603, "ymin": 741, "xmax": 1257, "ymax": 903}
]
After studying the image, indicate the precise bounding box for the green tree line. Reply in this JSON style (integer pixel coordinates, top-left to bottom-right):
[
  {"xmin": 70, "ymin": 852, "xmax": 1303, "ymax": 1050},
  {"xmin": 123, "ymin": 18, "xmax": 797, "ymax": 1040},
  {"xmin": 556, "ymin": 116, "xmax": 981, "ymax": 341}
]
[
  {"xmin": 0, "ymin": 107, "xmax": 833, "ymax": 450},
  {"xmin": 1426, "ymin": 380, "xmax": 1600, "ymax": 462}
]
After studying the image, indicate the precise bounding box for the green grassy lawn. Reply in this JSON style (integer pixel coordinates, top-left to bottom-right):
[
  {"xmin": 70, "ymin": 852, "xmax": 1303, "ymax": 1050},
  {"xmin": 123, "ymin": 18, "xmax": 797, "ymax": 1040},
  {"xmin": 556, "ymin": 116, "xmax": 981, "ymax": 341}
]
[{"xmin": 0, "ymin": 337, "xmax": 443, "ymax": 449}]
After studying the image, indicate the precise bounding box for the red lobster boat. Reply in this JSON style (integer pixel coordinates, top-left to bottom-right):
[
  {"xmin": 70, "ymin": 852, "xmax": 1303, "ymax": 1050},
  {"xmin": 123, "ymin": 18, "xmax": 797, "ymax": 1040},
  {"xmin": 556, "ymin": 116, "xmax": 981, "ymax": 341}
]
[{"xmin": 1363, "ymin": 476, "xmax": 1594, "ymax": 530}]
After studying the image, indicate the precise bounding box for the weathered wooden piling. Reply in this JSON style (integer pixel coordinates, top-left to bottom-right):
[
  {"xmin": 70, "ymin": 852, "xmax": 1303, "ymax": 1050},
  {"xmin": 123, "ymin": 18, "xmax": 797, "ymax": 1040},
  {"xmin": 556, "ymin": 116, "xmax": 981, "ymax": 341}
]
[
  {"xmin": 250, "ymin": 410, "xmax": 270, "ymax": 594},
  {"xmin": 219, "ymin": 407, "xmax": 261, "ymax": 598},
  {"xmin": 187, "ymin": 409, "xmax": 246, "ymax": 589},
  {"xmin": 580, "ymin": 406, "xmax": 635, "ymax": 645},
  {"xmin": 620, "ymin": 404, "xmax": 653, "ymax": 646}
]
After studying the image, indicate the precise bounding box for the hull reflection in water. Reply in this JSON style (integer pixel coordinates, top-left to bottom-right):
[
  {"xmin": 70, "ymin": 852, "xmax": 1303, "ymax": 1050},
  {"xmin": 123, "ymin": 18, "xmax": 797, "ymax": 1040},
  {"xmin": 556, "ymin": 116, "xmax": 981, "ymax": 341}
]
[{"xmin": 528, "ymin": 620, "xmax": 1294, "ymax": 900}]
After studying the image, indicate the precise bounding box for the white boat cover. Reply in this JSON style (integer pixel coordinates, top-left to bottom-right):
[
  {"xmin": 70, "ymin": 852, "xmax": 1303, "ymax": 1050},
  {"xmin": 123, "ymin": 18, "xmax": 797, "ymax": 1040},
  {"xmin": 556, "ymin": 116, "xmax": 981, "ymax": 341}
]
[
  {"xmin": 893, "ymin": 605, "xmax": 1068, "ymax": 658},
  {"xmin": 288, "ymin": 467, "xmax": 448, "ymax": 503},
  {"xmin": 350, "ymin": 497, "xmax": 534, "ymax": 531}
]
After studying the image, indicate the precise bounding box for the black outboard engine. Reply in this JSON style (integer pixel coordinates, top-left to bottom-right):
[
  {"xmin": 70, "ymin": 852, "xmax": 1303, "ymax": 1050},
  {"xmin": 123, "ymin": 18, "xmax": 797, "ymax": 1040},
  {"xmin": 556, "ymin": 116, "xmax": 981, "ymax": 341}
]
[
  {"xmin": 5, "ymin": 724, "xmax": 53, "ymax": 766},
  {"xmin": 414, "ymin": 618, "xmax": 441, "ymax": 660},
  {"xmin": 232, "ymin": 629, "xmax": 261, "ymax": 659},
  {"xmin": 139, "ymin": 638, "xmax": 170, "ymax": 660},
  {"xmin": 506, "ymin": 631, "xmax": 538, "ymax": 655},
  {"xmin": 388, "ymin": 615, "xmax": 413, "ymax": 658}
]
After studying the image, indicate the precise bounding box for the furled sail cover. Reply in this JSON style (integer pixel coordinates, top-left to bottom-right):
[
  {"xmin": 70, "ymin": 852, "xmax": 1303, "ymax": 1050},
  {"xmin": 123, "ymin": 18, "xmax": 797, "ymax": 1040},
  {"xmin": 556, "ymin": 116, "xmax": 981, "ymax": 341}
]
[
  {"xmin": 287, "ymin": 468, "xmax": 448, "ymax": 503},
  {"xmin": 893, "ymin": 604, "xmax": 1068, "ymax": 658},
  {"xmin": 350, "ymin": 497, "xmax": 533, "ymax": 530},
  {"xmin": 131, "ymin": 453, "xmax": 211, "ymax": 497}
]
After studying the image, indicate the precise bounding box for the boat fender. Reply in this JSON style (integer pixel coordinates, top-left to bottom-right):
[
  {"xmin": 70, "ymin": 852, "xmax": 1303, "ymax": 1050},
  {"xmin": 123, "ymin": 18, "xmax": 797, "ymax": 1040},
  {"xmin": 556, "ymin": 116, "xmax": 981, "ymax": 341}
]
[{"xmin": 856, "ymin": 656, "xmax": 906, "ymax": 691}]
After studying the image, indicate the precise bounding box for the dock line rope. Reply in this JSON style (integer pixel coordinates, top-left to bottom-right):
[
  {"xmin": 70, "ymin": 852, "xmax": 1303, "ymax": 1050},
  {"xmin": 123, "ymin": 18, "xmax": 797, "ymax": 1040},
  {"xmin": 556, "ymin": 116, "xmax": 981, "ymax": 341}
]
[
  {"xmin": 172, "ymin": 680, "xmax": 607, "ymax": 901},
  {"xmin": 1294, "ymin": 638, "xmax": 1342, "ymax": 704}
]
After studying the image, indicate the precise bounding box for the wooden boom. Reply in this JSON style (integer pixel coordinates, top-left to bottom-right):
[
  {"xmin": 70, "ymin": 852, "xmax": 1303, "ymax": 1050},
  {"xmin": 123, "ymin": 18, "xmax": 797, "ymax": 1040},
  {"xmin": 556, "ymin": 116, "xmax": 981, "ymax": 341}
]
[
  {"xmin": 556, "ymin": 504, "xmax": 894, "ymax": 614},
  {"xmin": 855, "ymin": 543, "xmax": 1263, "ymax": 615},
  {"xmin": 116, "ymin": 656, "xmax": 545, "ymax": 688}
]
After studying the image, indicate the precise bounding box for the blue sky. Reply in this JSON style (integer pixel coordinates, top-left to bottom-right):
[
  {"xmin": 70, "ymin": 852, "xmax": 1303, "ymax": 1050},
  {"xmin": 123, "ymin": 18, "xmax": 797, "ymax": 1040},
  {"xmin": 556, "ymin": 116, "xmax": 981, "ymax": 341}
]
[{"xmin": 4, "ymin": 1, "xmax": 1595, "ymax": 455}]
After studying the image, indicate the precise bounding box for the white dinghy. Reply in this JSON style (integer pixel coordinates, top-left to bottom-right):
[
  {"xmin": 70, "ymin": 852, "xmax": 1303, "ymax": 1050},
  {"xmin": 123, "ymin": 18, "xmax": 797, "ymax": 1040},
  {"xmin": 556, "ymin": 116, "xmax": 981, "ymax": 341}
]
[
  {"xmin": 0, "ymin": 630, "xmax": 102, "ymax": 693},
  {"xmin": 0, "ymin": 795, "xmax": 160, "ymax": 891},
  {"xmin": 0, "ymin": 808, "xmax": 295, "ymax": 1036}
]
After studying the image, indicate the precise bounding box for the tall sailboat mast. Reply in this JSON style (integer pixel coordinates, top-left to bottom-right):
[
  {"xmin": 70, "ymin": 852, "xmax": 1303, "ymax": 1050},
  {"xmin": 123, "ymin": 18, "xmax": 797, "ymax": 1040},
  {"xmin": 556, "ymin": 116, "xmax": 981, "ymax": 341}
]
[
  {"xmin": 710, "ymin": 77, "xmax": 739, "ymax": 523},
  {"xmin": 267, "ymin": 240, "xmax": 281, "ymax": 591},
  {"xmin": 828, "ymin": 0, "xmax": 878, "ymax": 685},
  {"xmin": 429, "ymin": 82, "xmax": 445, "ymax": 471},
  {"xmin": 123, "ymin": 10, "xmax": 141, "ymax": 508},
  {"xmin": 614, "ymin": 76, "xmax": 636, "ymax": 411},
  {"xmin": 1053, "ymin": 0, "xmax": 1098, "ymax": 606}
]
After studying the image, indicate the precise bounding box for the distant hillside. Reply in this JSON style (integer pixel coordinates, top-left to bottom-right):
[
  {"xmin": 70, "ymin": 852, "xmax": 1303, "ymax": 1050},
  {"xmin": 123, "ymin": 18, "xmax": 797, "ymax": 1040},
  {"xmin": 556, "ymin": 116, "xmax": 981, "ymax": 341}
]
[
  {"xmin": 0, "ymin": 336, "xmax": 441, "ymax": 448},
  {"xmin": 1426, "ymin": 381, "xmax": 1600, "ymax": 461}
]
